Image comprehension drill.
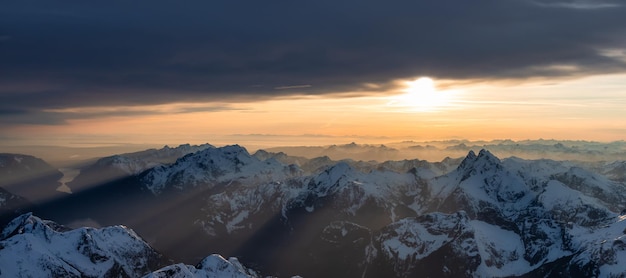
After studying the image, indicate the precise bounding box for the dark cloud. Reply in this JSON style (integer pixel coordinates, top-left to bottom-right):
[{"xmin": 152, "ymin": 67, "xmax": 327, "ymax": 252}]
[
  {"xmin": 0, "ymin": 110, "xmax": 67, "ymax": 126},
  {"xmin": 1, "ymin": 0, "xmax": 626, "ymax": 123},
  {"xmin": 0, "ymin": 108, "xmax": 27, "ymax": 116},
  {"xmin": 0, "ymin": 104, "xmax": 240, "ymax": 127},
  {"xmin": 531, "ymin": 0, "xmax": 623, "ymax": 9}
]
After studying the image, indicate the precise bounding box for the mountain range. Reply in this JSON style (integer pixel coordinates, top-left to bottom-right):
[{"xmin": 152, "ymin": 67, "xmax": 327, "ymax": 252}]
[{"xmin": 1, "ymin": 142, "xmax": 626, "ymax": 277}]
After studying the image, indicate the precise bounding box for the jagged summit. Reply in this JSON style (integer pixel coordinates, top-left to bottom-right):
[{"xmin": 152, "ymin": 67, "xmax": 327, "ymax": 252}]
[
  {"xmin": 458, "ymin": 150, "xmax": 477, "ymax": 170},
  {"xmin": 456, "ymin": 149, "xmax": 504, "ymax": 176},
  {"xmin": 431, "ymin": 149, "xmax": 532, "ymax": 221},
  {"xmin": 467, "ymin": 149, "xmax": 477, "ymax": 159},
  {"xmin": 477, "ymin": 149, "xmax": 499, "ymax": 160},
  {"xmin": 162, "ymin": 143, "xmax": 212, "ymax": 151},
  {"xmin": 459, "ymin": 149, "xmax": 500, "ymax": 165}
]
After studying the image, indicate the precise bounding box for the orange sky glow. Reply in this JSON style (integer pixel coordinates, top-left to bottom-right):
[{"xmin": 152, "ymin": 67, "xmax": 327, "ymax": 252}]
[{"xmin": 3, "ymin": 74, "xmax": 625, "ymax": 149}]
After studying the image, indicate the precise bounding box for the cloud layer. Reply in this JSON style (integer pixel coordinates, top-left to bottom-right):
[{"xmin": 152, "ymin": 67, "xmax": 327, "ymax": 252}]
[{"xmin": 1, "ymin": 0, "xmax": 626, "ymax": 125}]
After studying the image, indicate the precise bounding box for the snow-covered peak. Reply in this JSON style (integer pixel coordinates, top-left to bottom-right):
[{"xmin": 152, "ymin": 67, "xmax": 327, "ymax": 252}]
[
  {"xmin": 171, "ymin": 143, "xmax": 213, "ymax": 153},
  {"xmin": 141, "ymin": 145, "xmax": 301, "ymax": 194},
  {"xmin": 466, "ymin": 149, "xmax": 477, "ymax": 159},
  {"xmin": 109, "ymin": 144, "xmax": 213, "ymax": 170},
  {"xmin": 0, "ymin": 213, "xmax": 162, "ymax": 277},
  {"xmin": 95, "ymin": 154, "xmax": 158, "ymax": 175},
  {"xmin": 458, "ymin": 150, "xmax": 477, "ymax": 170},
  {"xmin": 181, "ymin": 144, "xmax": 256, "ymax": 168},
  {"xmin": 0, "ymin": 212, "xmax": 61, "ymax": 240},
  {"xmin": 145, "ymin": 254, "xmax": 259, "ymax": 278},
  {"xmin": 477, "ymin": 148, "xmax": 500, "ymax": 161},
  {"xmin": 198, "ymin": 255, "xmax": 258, "ymax": 277},
  {"xmin": 134, "ymin": 143, "xmax": 213, "ymax": 160},
  {"xmin": 68, "ymin": 144, "xmax": 213, "ymax": 193},
  {"xmin": 458, "ymin": 149, "xmax": 503, "ymax": 174},
  {"xmin": 96, "ymin": 154, "xmax": 130, "ymax": 165},
  {"xmin": 307, "ymin": 162, "xmax": 354, "ymax": 197},
  {"xmin": 430, "ymin": 150, "xmax": 532, "ymax": 219},
  {"xmin": 315, "ymin": 161, "xmax": 351, "ymax": 182}
]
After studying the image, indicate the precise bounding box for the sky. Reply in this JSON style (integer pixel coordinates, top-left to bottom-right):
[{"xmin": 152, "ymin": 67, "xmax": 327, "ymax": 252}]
[{"xmin": 1, "ymin": 0, "xmax": 626, "ymax": 148}]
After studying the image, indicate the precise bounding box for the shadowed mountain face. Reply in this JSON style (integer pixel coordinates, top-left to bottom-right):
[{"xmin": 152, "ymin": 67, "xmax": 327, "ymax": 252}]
[
  {"xmin": 6, "ymin": 145, "xmax": 626, "ymax": 277},
  {"xmin": 0, "ymin": 187, "xmax": 31, "ymax": 227},
  {"xmin": 0, "ymin": 153, "xmax": 65, "ymax": 204}
]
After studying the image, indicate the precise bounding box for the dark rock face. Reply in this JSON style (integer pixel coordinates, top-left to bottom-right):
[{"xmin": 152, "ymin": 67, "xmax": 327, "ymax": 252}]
[
  {"xmin": 371, "ymin": 212, "xmax": 480, "ymax": 278},
  {"xmin": 304, "ymin": 221, "xmax": 374, "ymax": 277}
]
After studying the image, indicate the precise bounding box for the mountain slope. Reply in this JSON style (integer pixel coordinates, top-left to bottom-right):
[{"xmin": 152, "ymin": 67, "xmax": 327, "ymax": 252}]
[
  {"xmin": 20, "ymin": 146, "xmax": 626, "ymax": 277},
  {"xmin": 144, "ymin": 254, "xmax": 260, "ymax": 278},
  {"xmin": 0, "ymin": 213, "xmax": 164, "ymax": 277},
  {"xmin": 68, "ymin": 144, "xmax": 213, "ymax": 193},
  {"xmin": 141, "ymin": 145, "xmax": 300, "ymax": 194},
  {"xmin": 138, "ymin": 148, "xmax": 626, "ymax": 277}
]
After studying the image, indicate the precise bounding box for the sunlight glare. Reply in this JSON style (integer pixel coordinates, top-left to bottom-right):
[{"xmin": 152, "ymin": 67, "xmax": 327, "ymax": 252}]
[
  {"xmin": 387, "ymin": 77, "xmax": 454, "ymax": 112},
  {"xmin": 408, "ymin": 77, "xmax": 436, "ymax": 95}
]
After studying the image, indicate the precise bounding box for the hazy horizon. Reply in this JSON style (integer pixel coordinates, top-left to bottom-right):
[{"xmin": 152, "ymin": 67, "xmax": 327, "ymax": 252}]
[{"xmin": 3, "ymin": 138, "xmax": 626, "ymax": 168}]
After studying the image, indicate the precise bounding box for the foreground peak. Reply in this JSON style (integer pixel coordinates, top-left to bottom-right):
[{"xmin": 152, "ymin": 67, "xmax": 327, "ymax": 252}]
[
  {"xmin": 0, "ymin": 213, "xmax": 162, "ymax": 277},
  {"xmin": 0, "ymin": 212, "xmax": 38, "ymax": 240},
  {"xmin": 145, "ymin": 254, "xmax": 259, "ymax": 278}
]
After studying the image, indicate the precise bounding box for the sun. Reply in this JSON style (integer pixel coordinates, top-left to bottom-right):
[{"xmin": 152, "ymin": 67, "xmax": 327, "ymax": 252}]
[
  {"xmin": 407, "ymin": 77, "xmax": 436, "ymax": 95},
  {"xmin": 387, "ymin": 77, "xmax": 452, "ymax": 112}
]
